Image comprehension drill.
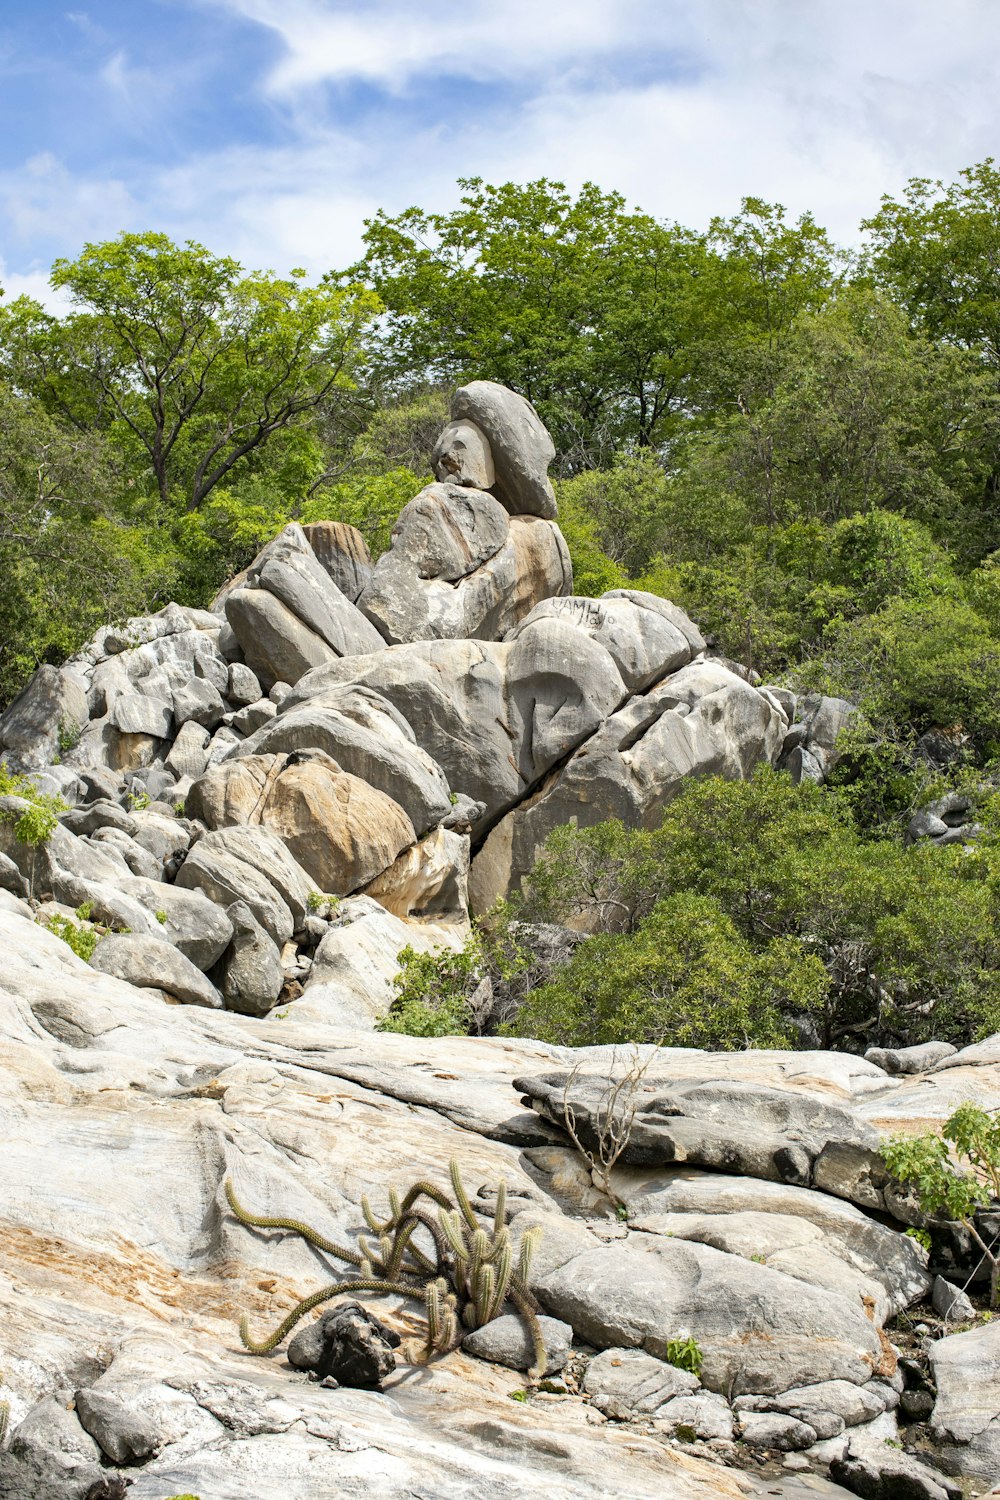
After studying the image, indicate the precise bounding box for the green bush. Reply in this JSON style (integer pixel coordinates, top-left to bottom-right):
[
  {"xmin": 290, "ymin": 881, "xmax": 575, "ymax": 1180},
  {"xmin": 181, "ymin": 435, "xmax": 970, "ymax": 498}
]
[
  {"xmin": 0, "ymin": 766, "xmax": 65, "ymax": 846},
  {"xmin": 882, "ymin": 1103, "xmax": 1000, "ymax": 1303},
  {"xmin": 519, "ymin": 768, "xmax": 1000, "ymax": 1049},
  {"xmin": 40, "ymin": 913, "xmax": 98, "ymax": 961},
  {"xmin": 804, "ymin": 593, "xmax": 1000, "ymax": 751},
  {"xmin": 512, "ymin": 891, "xmax": 827, "ymax": 1049}
]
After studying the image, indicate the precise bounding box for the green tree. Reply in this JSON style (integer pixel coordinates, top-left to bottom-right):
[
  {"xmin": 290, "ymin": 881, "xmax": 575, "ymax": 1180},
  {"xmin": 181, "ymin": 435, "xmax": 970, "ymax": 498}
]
[
  {"xmin": 882, "ymin": 1103, "xmax": 1000, "ymax": 1304},
  {"xmin": 513, "ymin": 891, "xmax": 827, "ymax": 1049},
  {"xmin": 0, "ymin": 380, "xmax": 172, "ymax": 702},
  {"xmin": 522, "ymin": 770, "xmax": 1000, "ymax": 1048},
  {"xmin": 864, "ymin": 159, "xmax": 1000, "ymax": 367},
  {"xmin": 342, "ymin": 177, "xmax": 711, "ymax": 466},
  {"xmin": 1, "ymin": 232, "xmax": 377, "ymax": 512}
]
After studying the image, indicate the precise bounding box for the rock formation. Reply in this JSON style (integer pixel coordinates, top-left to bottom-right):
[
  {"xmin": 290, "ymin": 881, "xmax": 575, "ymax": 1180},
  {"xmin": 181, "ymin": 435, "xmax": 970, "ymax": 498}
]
[{"xmin": 0, "ymin": 380, "xmax": 988, "ymax": 1499}]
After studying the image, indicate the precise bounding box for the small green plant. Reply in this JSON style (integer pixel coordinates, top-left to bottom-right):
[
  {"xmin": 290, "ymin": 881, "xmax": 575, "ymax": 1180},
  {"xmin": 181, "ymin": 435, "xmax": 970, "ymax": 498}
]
[
  {"xmin": 40, "ymin": 913, "xmax": 98, "ymax": 961},
  {"xmin": 225, "ymin": 1158, "xmax": 549, "ymax": 1380},
  {"xmin": 906, "ymin": 1226, "xmax": 933, "ymax": 1252},
  {"xmin": 508, "ymin": 1389, "xmax": 528, "ymax": 1402},
  {"xmin": 126, "ymin": 788, "xmax": 151, "ymax": 811},
  {"xmin": 750, "ymin": 1252, "xmax": 767, "ymax": 1263},
  {"xmin": 306, "ymin": 890, "xmax": 339, "ymax": 914},
  {"xmin": 882, "ymin": 1103, "xmax": 1000, "ymax": 1304},
  {"xmin": 662, "ymin": 1336, "xmax": 703, "ymax": 1377},
  {"xmin": 57, "ymin": 718, "xmax": 81, "ymax": 754},
  {"xmin": 173, "ymin": 800, "xmax": 186, "ymax": 817},
  {"xmin": 75, "ymin": 900, "xmax": 93, "ymax": 921},
  {"xmin": 983, "ymin": 1310, "xmax": 993, "ymax": 1322},
  {"xmin": 155, "ymin": 909, "xmax": 168, "ymax": 924},
  {"xmin": 0, "ymin": 765, "xmax": 65, "ymax": 848},
  {"xmin": 448, "ymin": 791, "xmax": 459, "ymax": 805}
]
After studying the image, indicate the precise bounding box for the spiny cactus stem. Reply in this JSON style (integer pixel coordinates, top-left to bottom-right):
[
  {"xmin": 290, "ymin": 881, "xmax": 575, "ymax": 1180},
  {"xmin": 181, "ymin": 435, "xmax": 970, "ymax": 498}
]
[
  {"xmin": 0, "ymin": 1399, "xmax": 9, "ymax": 1448},
  {"xmin": 510, "ymin": 1285, "xmax": 549, "ymax": 1384},
  {"xmin": 225, "ymin": 1179, "xmax": 361, "ymax": 1265},
  {"xmin": 449, "ymin": 1159, "xmax": 480, "ymax": 1233},
  {"xmin": 239, "ymin": 1275, "xmax": 426, "ymax": 1355},
  {"xmin": 398, "ymin": 1180, "xmax": 453, "ymax": 1217},
  {"xmin": 494, "ymin": 1178, "xmax": 507, "ymax": 1235}
]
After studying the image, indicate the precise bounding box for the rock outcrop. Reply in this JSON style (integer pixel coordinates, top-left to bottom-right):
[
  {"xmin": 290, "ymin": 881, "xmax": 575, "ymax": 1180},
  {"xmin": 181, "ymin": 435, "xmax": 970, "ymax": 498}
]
[
  {"xmin": 3, "ymin": 378, "xmax": 952, "ymax": 1499},
  {"xmin": 0, "ymin": 905, "xmax": 995, "ymax": 1499},
  {"xmin": 0, "ymin": 380, "xmax": 797, "ymax": 1027}
]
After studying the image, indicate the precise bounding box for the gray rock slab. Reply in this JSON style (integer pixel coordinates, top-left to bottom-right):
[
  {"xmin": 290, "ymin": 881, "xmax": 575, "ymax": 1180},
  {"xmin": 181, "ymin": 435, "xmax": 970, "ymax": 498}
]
[
  {"xmin": 536, "ymin": 1237, "xmax": 883, "ymax": 1396},
  {"xmin": 197, "ymin": 825, "xmax": 315, "ymax": 929},
  {"xmin": 929, "ymin": 1319, "xmax": 1000, "ymax": 1480},
  {"xmin": 120, "ymin": 894, "xmax": 228, "ymax": 997},
  {"xmin": 165, "ymin": 719, "xmax": 212, "ymax": 780},
  {"xmin": 226, "ymin": 586, "xmax": 338, "ymax": 689},
  {"xmin": 451, "ymin": 381, "xmax": 557, "ymax": 518},
  {"xmin": 301, "ymin": 520, "xmax": 374, "ymax": 603},
  {"xmin": 462, "ymin": 1313, "xmax": 571, "ymax": 1375},
  {"xmin": 175, "ymin": 840, "xmax": 294, "ymax": 946},
  {"xmin": 110, "ymin": 690, "xmax": 174, "ymax": 738},
  {"xmin": 172, "ymin": 677, "xmax": 227, "ymax": 731},
  {"xmin": 864, "ymin": 1041, "xmax": 957, "ymax": 1074},
  {"xmin": 228, "ymin": 662, "xmax": 262, "ymax": 706},
  {"xmin": 254, "ymin": 524, "xmax": 384, "ymax": 657},
  {"xmin": 432, "ymin": 416, "xmax": 496, "ymax": 491},
  {"xmin": 472, "ymin": 657, "xmax": 785, "ymax": 907},
  {"xmin": 738, "ymin": 1411, "xmax": 817, "ymax": 1451},
  {"xmin": 0, "ymin": 665, "xmax": 89, "ymax": 770},
  {"xmin": 505, "ymin": 594, "xmax": 693, "ymax": 692},
  {"xmin": 583, "ymin": 1348, "xmax": 699, "ymax": 1413},
  {"xmin": 90, "ymin": 933, "xmax": 222, "ymax": 1007},
  {"xmin": 213, "ymin": 900, "xmax": 284, "ymax": 1016}
]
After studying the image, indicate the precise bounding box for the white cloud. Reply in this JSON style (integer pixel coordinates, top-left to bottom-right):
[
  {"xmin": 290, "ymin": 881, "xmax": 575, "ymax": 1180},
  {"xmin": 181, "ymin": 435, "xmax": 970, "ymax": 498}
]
[
  {"xmin": 211, "ymin": 0, "xmax": 642, "ymax": 92},
  {"xmin": 5, "ymin": 0, "xmax": 1000, "ymax": 288}
]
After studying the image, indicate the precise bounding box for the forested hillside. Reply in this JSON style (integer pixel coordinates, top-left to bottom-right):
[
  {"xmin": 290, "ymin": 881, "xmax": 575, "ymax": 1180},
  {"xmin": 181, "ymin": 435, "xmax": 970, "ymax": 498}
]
[{"xmin": 6, "ymin": 163, "xmax": 1000, "ymax": 1058}]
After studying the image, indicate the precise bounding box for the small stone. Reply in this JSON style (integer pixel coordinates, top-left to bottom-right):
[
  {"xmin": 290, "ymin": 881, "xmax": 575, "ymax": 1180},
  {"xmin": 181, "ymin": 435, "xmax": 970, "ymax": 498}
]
[
  {"xmin": 932, "ymin": 1274, "xmax": 975, "ymax": 1323},
  {"xmin": 462, "ymin": 1313, "xmax": 571, "ymax": 1375},
  {"xmin": 286, "ymin": 1301, "xmax": 399, "ymax": 1388},
  {"xmin": 783, "ymin": 1452, "xmax": 811, "ymax": 1471},
  {"xmin": 900, "ymin": 1388, "xmax": 935, "ymax": 1422}
]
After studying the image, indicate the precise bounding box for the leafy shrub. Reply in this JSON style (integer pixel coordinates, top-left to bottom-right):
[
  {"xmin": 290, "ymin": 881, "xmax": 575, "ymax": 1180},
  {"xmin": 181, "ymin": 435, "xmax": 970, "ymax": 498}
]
[
  {"xmin": 662, "ymin": 1336, "xmax": 703, "ymax": 1376},
  {"xmin": 0, "ymin": 766, "xmax": 65, "ymax": 845},
  {"xmin": 519, "ymin": 769, "xmax": 1000, "ymax": 1049},
  {"xmin": 802, "ymin": 594, "xmax": 1000, "ymax": 752},
  {"xmin": 512, "ymin": 892, "xmax": 826, "ymax": 1049},
  {"xmin": 40, "ymin": 913, "xmax": 97, "ymax": 961},
  {"xmin": 378, "ymin": 912, "xmax": 533, "ymax": 1037},
  {"xmin": 882, "ymin": 1104, "xmax": 1000, "ymax": 1303}
]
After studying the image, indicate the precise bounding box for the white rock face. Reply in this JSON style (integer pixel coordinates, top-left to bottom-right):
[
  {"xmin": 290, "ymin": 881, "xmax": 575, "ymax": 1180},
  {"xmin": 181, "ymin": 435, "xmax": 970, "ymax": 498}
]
[{"xmin": 1, "ymin": 907, "xmax": 998, "ymax": 1495}]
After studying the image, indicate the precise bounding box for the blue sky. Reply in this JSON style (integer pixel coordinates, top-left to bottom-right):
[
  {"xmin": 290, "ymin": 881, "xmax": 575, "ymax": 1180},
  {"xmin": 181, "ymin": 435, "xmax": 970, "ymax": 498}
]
[{"xmin": 4, "ymin": 0, "xmax": 1000, "ymax": 306}]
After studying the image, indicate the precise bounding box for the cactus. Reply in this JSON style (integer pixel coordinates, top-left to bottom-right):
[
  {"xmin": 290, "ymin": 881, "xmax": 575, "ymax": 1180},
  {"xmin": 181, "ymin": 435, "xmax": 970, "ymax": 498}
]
[
  {"xmin": 225, "ymin": 1158, "xmax": 549, "ymax": 1380},
  {"xmin": 0, "ymin": 1399, "xmax": 8, "ymax": 1448}
]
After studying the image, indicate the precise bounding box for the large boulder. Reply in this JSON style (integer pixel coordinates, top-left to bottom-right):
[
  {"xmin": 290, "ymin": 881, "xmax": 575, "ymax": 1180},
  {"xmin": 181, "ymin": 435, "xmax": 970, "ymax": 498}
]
[
  {"xmin": 471, "ymin": 658, "xmax": 785, "ymax": 907},
  {"xmin": 251, "ymin": 524, "xmax": 385, "ymax": 658},
  {"xmin": 225, "ymin": 588, "xmax": 337, "ymax": 689},
  {"xmin": 229, "ymin": 686, "xmax": 453, "ymax": 836},
  {"xmin": 0, "ymin": 665, "xmax": 89, "ymax": 771},
  {"xmin": 301, "ymin": 520, "xmax": 374, "ymax": 603},
  {"xmin": 929, "ymin": 1319, "xmax": 1000, "ymax": 1481},
  {"xmin": 89, "ymin": 933, "xmax": 222, "ymax": 1008},
  {"xmin": 535, "ymin": 1236, "xmax": 883, "ymax": 1396},
  {"xmin": 286, "ymin": 621, "xmax": 627, "ymax": 830},
  {"xmin": 175, "ymin": 837, "xmax": 296, "ymax": 946},
  {"xmin": 450, "ymin": 381, "xmax": 557, "ymax": 519},
  {"xmin": 212, "ymin": 899, "xmax": 285, "ymax": 1017},
  {"xmin": 298, "ymin": 895, "xmax": 460, "ymax": 1028},
  {"xmin": 357, "ymin": 483, "xmax": 570, "ymax": 644},
  {"xmin": 259, "ymin": 753, "xmax": 416, "ymax": 896},
  {"xmin": 505, "ymin": 592, "xmax": 695, "ymax": 693}
]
